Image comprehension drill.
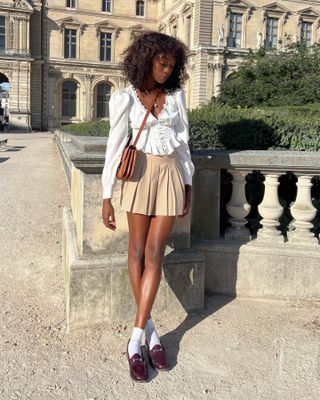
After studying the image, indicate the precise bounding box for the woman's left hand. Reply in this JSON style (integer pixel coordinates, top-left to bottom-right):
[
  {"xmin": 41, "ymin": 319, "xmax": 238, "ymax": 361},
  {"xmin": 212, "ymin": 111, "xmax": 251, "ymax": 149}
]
[{"xmin": 178, "ymin": 185, "xmax": 192, "ymax": 218}]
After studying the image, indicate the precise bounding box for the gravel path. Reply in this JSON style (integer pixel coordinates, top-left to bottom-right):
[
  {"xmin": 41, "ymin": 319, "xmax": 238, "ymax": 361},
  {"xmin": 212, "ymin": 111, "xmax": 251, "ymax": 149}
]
[{"xmin": 0, "ymin": 133, "xmax": 319, "ymax": 400}]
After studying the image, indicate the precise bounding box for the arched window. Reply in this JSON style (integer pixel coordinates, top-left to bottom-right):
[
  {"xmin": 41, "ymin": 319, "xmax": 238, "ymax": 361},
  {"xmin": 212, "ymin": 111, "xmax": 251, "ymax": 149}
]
[
  {"xmin": 97, "ymin": 83, "xmax": 111, "ymax": 118},
  {"xmin": 136, "ymin": 1, "xmax": 145, "ymax": 17},
  {"xmin": 62, "ymin": 81, "xmax": 77, "ymax": 117}
]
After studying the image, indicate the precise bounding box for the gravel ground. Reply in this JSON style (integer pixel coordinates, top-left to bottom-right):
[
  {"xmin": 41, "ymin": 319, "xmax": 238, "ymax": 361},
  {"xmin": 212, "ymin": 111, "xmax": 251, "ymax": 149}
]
[{"xmin": 0, "ymin": 132, "xmax": 319, "ymax": 400}]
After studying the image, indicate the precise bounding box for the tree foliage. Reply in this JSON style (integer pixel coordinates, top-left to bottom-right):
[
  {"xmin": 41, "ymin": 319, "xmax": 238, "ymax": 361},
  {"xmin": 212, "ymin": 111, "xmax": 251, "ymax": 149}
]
[{"xmin": 220, "ymin": 44, "xmax": 320, "ymax": 107}]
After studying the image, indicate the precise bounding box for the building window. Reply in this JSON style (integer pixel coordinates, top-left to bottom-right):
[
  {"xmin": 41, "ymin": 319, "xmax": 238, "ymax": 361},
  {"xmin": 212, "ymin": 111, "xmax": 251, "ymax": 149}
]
[
  {"xmin": 301, "ymin": 21, "xmax": 312, "ymax": 48},
  {"xmin": 100, "ymin": 32, "xmax": 112, "ymax": 61},
  {"xmin": 227, "ymin": 13, "xmax": 242, "ymax": 48},
  {"xmin": 186, "ymin": 15, "xmax": 191, "ymax": 46},
  {"xmin": 102, "ymin": 0, "xmax": 111, "ymax": 12},
  {"xmin": 265, "ymin": 17, "xmax": 278, "ymax": 49},
  {"xmin": 66, "ymin": 0, "xmax": 76, "ymax": 8},
  {"xmin": 136, "ymin": 1, "xmax": 145, "ymax": 17},
  {"xmin": 64, "ymin": 28, "xmax": 77, "ymax": 59},
  {"xmin": 97, "ymin": 83, "xmax": 111, "ymax": 118},
  {"xmin": 62, "ymin": 81, "xmax": 77, "ymax": 117},
  {"xmin": 0, "ymin": 16, "xmax": 5, "ymax": 53}
]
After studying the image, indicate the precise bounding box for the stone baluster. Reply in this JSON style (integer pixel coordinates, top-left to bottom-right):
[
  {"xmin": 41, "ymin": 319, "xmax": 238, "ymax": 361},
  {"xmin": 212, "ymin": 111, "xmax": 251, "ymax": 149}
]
[
  {"xmin": 256, "ymin": 173, "xmax": 284, "ymax": 242},
  {"xmin": 225, "ymin": 170, "xmax": 251, "ymax": 241},
  {"xmin": 288, "ymin": 175, "xmax": 318, "ymax": 245}
]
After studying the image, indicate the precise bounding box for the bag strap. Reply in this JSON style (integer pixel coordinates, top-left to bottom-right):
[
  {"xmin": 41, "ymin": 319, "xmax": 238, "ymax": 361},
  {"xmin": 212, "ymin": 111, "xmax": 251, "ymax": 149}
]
[{"xmin": 132, "ymin": 90, "xmax": 161, "ymax": 148}]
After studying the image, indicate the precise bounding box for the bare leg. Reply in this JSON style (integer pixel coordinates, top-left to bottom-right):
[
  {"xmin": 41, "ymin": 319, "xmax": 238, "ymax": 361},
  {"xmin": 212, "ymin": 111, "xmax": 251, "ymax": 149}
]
[
  {"xmin": 134, "ymin": 215, "xmax": 175, "ymax": 329},
  {"xmin": 127, "ymin": 212, "xmax": 151, "ymax": 305}
]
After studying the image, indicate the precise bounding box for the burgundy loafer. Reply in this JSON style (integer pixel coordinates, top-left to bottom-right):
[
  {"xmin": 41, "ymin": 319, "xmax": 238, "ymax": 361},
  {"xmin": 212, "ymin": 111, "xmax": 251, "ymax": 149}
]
[
  {"xmin": 146, "ymin": 340, "xmax": 169, "ymax": 371},
  {"xmin": 126, "ymin": 342, "xmax": 148, "ymax": 382}
]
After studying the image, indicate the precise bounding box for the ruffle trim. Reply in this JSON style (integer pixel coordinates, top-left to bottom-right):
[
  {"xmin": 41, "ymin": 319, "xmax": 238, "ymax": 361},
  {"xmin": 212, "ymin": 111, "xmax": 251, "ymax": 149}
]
[{"xmin": 136, "ymin": 133, "xmax": 183, "ymax": 155}]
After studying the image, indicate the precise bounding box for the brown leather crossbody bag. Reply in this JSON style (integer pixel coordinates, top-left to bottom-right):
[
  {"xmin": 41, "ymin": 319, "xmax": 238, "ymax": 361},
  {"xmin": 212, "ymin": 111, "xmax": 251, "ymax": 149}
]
[{"xmin": 116, "ymin": 91, "xmax": 160, "ymax": 181}]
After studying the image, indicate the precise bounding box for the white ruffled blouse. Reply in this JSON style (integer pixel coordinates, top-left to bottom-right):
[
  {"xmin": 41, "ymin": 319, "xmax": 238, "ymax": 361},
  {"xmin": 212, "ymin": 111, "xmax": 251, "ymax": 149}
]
[{"xmin": 102, "ymin": 85, "xmax": 195, "ymax": 199}]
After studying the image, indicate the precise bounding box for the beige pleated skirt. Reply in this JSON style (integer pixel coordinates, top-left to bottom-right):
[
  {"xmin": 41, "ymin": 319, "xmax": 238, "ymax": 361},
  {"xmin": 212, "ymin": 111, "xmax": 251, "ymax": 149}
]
[{"xmin": 120, "ymin": 150, "xmax": 185, "ymax": 216}]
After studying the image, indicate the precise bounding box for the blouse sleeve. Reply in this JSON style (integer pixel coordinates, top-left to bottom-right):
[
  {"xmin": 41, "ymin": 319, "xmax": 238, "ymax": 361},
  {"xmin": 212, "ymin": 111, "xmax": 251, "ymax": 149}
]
[
  {"xmin": 101, "ymin": 89, "xmax": 131, "ymax": 199},
  {"xmin": 174, "ymin": 88, "xmax": 195, "ymax": 186}
]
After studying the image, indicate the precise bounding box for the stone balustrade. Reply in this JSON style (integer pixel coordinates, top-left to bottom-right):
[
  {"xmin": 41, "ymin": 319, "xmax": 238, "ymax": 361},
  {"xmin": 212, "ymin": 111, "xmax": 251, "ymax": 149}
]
[
  {"xmin": 56, "ymin": 131, "xmax": 320, "ymax": 330},
  {"xmin": 191, "ymin": 149, "xmax": 320, "ymax": 301},
  {"xmin": 191, "ymin": 149, "xmax": 320, "ymax": 246}
]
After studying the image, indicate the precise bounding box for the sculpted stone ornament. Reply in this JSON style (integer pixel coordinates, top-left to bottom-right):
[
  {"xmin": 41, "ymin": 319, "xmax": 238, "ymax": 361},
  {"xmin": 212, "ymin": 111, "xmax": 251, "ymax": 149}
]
[
  {"xmin": 11, "ymin": 0, "xmax": 32, "ymax": 10},
  {"xmin": 217, "ymin": 24, "xmax": 224, "ymax": 47},
  {"xmin": 257, "ymin": 31, "xmax": 263, "ymax": 48}
]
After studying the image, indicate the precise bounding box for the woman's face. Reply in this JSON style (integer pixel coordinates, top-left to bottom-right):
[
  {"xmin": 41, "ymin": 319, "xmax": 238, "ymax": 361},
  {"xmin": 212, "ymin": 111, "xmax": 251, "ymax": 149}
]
[{"xmin": 151, "ymin": 53, "xmax": 176, "ymax": 85}]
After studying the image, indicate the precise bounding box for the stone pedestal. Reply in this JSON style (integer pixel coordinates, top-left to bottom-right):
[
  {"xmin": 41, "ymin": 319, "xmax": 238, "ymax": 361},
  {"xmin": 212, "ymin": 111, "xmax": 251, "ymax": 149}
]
[
  {"xmin": 63, "ymin": 207, "xmax": 205, "ymax": 330},
  {"xmin": 58, "ymin": 133, "xmax": 205, "ymax": 330}
]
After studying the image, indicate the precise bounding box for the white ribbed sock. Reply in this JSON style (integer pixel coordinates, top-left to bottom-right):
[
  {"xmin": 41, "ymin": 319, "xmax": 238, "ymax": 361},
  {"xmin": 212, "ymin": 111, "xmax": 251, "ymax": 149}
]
[
  {"xmin": 128, "ymin": 327, "xmax": 144, "ymax": 358},
  {"xmin": 145, "ymin": 318, "xmax": 161, "ymax": 350}
]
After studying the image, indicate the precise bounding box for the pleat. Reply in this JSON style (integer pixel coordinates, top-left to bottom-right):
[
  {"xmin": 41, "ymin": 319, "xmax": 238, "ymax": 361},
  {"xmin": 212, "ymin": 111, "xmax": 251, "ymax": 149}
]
[
  {"xmin": 120, "ymin": 152, "xmax": 144, "ymax": 211},
  {"xmin": 120, "ymin": 151, "xmax": 185, "ymax": 216}
]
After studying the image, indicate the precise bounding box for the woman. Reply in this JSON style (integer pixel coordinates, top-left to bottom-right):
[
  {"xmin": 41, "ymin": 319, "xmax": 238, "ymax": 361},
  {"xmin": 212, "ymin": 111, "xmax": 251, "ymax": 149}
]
[{"xmin": 101, "ymin": 31, "xmax": 194, "ymax": 382}]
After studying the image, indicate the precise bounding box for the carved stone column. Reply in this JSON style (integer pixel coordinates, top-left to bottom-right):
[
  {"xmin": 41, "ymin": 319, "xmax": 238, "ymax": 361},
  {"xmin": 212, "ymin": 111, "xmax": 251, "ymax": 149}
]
[
  {"xmin": 9, "ymin": 17, "xmax": 14, "ymax": 52},
  {"xmin": 14, "ymin": 18, "xmax": 19, "ymax": 52},
  {"xmin": 19, "ymin": 18, "xmax": 24, "ymax": 52},
  {"xmin": 256, "ymin": 173, "xmax": 284, "ymax": 243},
  {"xmin": 21, "ymin": 18, "xmax": 27, "ymax": 53},
  {"xmin": 213, "ymin": 63, "xmax": 224, "ymax": 98},
  {"xmin": 84, "ymin": 74, "xmax": 93, "ymax": 120},
  {"xmin": 225, "ymin": 170, "xmax": 251, "ymax": 241},
  {"xmin": 288, "ymin": 175, "xmax": 318, "ymax": 245},
  {"xmin": 26, "ymin": 18, "xmax": 30, "ymax": 54}
]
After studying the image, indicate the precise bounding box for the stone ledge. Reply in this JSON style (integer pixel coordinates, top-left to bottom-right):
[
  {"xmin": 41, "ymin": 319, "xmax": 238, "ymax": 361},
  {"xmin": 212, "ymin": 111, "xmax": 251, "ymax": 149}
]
[
  {"xmin": 194, "ymin": 239, "xmax": 320, "ymax": 300},
  {"xmin": 63, "ymin": 207, "xmax": 205, "ymax": 331},
  {"xmin": 56, "ymin": 131, "xmax": 320, "ymax": 174}
]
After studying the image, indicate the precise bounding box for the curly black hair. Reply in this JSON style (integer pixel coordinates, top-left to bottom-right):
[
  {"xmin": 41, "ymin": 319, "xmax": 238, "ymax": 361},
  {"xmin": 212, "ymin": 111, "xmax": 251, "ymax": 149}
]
[{"xmin": 121, "ymin": 31, "xmax": 188, "ymax": 93}]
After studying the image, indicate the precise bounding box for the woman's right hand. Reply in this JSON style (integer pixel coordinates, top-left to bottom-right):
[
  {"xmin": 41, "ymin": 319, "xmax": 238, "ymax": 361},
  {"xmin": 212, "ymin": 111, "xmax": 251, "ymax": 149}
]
[{"xmin": 102, "ymin": 199, "xmax": 116, "ymax": 231}]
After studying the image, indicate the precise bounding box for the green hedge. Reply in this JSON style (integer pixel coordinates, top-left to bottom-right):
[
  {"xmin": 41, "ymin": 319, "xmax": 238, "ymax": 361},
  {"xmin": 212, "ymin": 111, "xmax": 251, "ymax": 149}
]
[
  {"xmin": 61, "ymin": 104, "xmax": 320, "ymax": 151},
  {"xmin": 188, "ymin": 103, "xmax": 320, "ymax": 151},
  {"xmin": 62, "ymin": 120, "xmax": 110, "ymax": 136}
]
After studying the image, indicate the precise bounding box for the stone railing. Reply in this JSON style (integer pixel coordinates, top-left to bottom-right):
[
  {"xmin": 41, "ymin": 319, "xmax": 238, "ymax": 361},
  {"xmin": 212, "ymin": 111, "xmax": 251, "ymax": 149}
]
[
  {"xmin": 56, "ymin": 132, "xmax": 320, "ymax": 329},
  {"xmin": 192, "ymin": 149, "xmax": 320, "ymax": 245}
]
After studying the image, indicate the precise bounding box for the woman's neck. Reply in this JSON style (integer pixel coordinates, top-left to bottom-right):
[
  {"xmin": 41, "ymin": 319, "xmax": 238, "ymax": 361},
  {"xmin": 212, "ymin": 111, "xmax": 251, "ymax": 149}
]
[{"xmin": 143, "ymin": 77, "xmax": 158, "ymax": 93}]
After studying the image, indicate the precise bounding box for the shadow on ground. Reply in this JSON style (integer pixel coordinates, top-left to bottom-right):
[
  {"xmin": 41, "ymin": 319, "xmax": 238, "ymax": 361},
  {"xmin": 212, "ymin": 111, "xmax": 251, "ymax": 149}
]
[
  {"xmin": 159, "ymin": 295, "xmax": 235, "ymax": 373},
  {"xmin": 5, "ymin": 146, "xmax": 26, "ymax": 152}
]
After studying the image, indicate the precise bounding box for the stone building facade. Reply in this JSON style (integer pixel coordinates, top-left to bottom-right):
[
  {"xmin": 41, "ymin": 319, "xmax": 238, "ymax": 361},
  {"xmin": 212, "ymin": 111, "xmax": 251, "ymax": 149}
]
[{"xmin": 0, "ymin": 0, "xmax": 320, "ymax": 130}]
